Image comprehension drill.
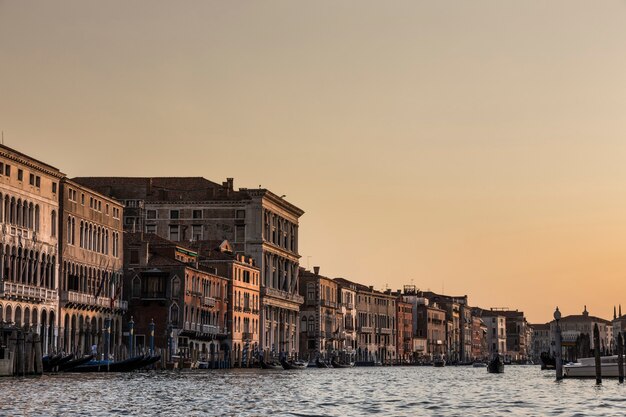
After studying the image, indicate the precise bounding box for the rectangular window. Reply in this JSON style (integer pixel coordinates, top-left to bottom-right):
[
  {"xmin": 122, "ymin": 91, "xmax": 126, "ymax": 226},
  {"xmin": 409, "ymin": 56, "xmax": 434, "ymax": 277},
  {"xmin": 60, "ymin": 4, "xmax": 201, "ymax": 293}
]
[
  {"xmin": 29, "ymin": 173, "xmax": 35, "ymax": 185},
  {"xmin": 105, "ymin": 204, "xmax": 109, "ymax": 214},
  {"xmin": 146, "ymin": 224, "xmax": 156, "ymax": 234},
  {"xmin": 192, "ymin": 225, "xmax": 202, "ymax": 241},
  {"xmin": 81, "ymin": 194, "xmax": 85, "ymax": 205},
  {"xmin": 89, "ymin": 197, "xmax": 94, "ymax": 208},
  {"xmin": 236, "ymin": 225, "xmax": 245, "ymax": 242},
  {"xmin": 146, "ymin": 210, "xmax": 157, "ymax": 219},
  {"xmin": 169, "ymin": 225, "xmax": 179, "ymax": 241},
  {"xmin": 17, "ymin": 169, "xmax": 23, "ymax": 181},
  {"xmin": 192, "ymin": 209, "xmax": 202, "ymax": 219},
  {"xmin": 35, "ymin": 176, "xmax": 40, "ymax": 187},
  {"xmin": 130, "ymin": 250, "xmax": 139, "ymax": 265},
  {"xmin": 0, "ymin": 162, "xmax": 3, "ymax": 174},
  {"xmin": 4, "ymin": 164, "xmax": 10, "ymax": 176},
  {"xmin": 170, "ymin": 210, "xmax": 179, "ymax": 219},
  {"xmin": 236, "ymin": 210, "xmax": 245, "ymax": 219},
  {"xmin": 52, "ymin": 182, "xmax": 57, "ymax": 194}
]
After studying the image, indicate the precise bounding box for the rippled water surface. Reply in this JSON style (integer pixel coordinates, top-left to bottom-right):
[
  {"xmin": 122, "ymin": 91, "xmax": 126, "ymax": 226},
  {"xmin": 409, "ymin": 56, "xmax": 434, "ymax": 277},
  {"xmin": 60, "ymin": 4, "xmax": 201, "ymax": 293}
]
[{"xmin": 2, "ymin": 366, "xmax": 626, "ymax": 416}]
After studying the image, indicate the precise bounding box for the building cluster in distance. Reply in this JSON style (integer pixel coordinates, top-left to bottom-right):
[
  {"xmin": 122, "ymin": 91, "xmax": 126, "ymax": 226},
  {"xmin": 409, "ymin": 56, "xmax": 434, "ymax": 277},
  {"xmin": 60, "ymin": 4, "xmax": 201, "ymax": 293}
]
[{"xmin": 1, "ymin": 144, "xmax": 619, "ymax": 366}]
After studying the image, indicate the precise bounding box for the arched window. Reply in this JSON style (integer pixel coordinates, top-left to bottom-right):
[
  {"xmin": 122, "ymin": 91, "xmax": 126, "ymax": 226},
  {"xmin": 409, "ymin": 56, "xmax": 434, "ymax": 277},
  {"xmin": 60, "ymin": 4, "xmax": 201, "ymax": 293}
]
[
  {"xmin": 301, "ymin": 316, "xmax": 307, "ymax": 333},
  {"xmin": 171, "ymin": 275, "xmax": 181, "ymax": 298},
  {"xmin": 170, "ymin": 303, "xmax": 179, "ymax": 326},
  {"xmin": 132, "ymin": 275, "xmax": 141, "ymax": 298},
  {"xmin": 34, "ymin": 205, "xmax": 40, "ymax": 232},
  {"xmin": 308, "ymin": 315, "xmax": 315, "ymax": 333}
]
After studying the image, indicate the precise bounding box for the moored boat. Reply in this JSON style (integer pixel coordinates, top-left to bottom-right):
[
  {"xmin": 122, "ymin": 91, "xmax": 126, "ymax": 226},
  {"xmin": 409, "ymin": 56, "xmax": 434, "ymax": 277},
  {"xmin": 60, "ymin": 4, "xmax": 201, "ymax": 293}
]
[
  {"xmin": 315, "ymin": 358, "xmax": 329, "ymax": 368},
  {"xmin": 280, "ymin": 358, "xmax": 307, "ymax": 370},
  {"xmin": 472, "ymin": 361, "xmax": 487, "ymax": 368},
  {"xmin": 70, "ymin": 355, "xmax": 146, "ymax": 373},
  {"xmin": 58, "ymin": 355, "xmax": 94, "ymax": 372},
  {"xmin": 433, "ymin": 356, "xmax": 446, "ymax": 367},
  {"xmin": 331, "ymin": 359, "xmax": 355, "ymax": 368},
  {"xmin": 564, "ymin": 355, "xmax": 626, "ymax": 378},
  {"xmin": 259, "ymin": 359, "xmax": 283, "ymax": 370}
]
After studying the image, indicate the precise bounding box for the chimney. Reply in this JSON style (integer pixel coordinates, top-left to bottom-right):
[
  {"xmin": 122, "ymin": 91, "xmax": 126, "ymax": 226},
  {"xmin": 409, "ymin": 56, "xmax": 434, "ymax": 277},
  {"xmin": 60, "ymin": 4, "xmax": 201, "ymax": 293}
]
[
  {"xmin": 369, "ymin": 286, "xmax": 374, "ymax": 291},
  {"xmin": 313, "ymin": 266, "xmax": 320, "ymax": 275},
  {"xmin": 227, "ymin": 177, "xmax": 234, "ymax": 191},
  {"xmin": 147, "ymin": 178, "xmax": 153, "ymax": 195}
]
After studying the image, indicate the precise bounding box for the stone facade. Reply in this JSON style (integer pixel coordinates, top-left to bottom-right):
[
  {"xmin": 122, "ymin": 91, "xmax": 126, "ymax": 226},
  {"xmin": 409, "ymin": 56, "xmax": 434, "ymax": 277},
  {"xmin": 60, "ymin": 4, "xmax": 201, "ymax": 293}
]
[
  {"xmin": 58, "ymin": 179, "xmax": 126, "ymax": 357},
  {"xmin": 396, "ymin": 298, "xmax": 413, "ymax": 363},
  {"xmin": 481, "ymin": 310, "xmax": 507, "ymax": 355},
  {"xmin": 0, "ymin": 144, "xmax": 64, "ymax": 354},
  {"xmin": 335, "ymin": 278, "xmax": 396, "ymax": 364},
  {"xmin": 200, "ymin": 240, "xmax": 261, "ymax": 367},
  {"xmin": 298, "ymin": 267, "xmax": 340, "ymax": 361},
  {"xmin": 124, "ymin": 233, "xmax": 229, "ymax": 366},
  {"xmin": 72, "ymin": 177, "xmax": 305, "ymax": 358}
]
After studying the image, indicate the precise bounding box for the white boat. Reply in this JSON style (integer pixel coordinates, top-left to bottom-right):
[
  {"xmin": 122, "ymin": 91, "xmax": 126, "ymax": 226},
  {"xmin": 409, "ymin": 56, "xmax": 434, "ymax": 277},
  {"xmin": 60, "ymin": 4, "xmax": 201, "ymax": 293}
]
[{"xmin": 563, "ymin": 355, "xmax": 626, "ymax": 378}]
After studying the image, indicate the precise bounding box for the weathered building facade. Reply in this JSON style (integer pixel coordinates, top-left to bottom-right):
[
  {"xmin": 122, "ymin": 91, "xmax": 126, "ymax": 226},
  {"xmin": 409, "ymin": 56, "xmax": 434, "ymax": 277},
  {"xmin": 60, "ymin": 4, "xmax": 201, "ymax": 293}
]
[
  {"xmin": 58, "ymin": 179, "xmax": 126, "ymax": 356},
  {"xmin": 336, "ymin": 278, "xmax": 396, "ymax": 364},
  {"xmin": 73, "ymin": 177, "xmax": 305, "ymax": 358},
  {"xmin": 200, "ymin": 240, "xmax": 261, "ymax": 367},
  {"xmin": 124, "ymin": 233, "xmax": 229, "ymax": 366},
  {"xmin": 0, "ymin": 144, "xmax": 63, "ymax": 354},
  {"xmin": 396, "ymin": 297, "xmax": 413, "ymax": 363},
  {"xmin": 298, "ymin": 267, "xmax": 339, "ymax": 361}
]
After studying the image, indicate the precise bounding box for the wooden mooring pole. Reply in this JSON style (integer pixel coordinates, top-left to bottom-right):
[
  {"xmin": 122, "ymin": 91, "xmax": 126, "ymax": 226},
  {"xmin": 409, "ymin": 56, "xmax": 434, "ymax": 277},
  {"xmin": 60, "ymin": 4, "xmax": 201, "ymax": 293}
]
[
  {"xmin": 594, "ymin": 323, "xmax": 602, "ymax": 385},
  {"xmin": 618, "ymin": 332, "xmax": 624, "ymax": 383},
  {"xmin": 554, "ymin": 307, "xmax": 563, "ymax": 380}
]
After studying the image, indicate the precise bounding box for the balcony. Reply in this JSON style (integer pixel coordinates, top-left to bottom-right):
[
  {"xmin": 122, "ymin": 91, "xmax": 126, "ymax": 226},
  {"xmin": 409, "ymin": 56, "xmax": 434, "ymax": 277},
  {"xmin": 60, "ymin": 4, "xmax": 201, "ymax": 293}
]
[
  {"xmin": 262, "ymin": 287, "xmax": 304, "ymax": 305},
  {"xmin": 360, "ymin": 326, "xmax": 374, "ymax": 333},
  {"xmin": 345, "ymin": 323, "xmax": 355, "ymax": 331},
  {"xmin": 343, "ymin": 302, "xmax": 354, "ymax": 310},
  {"xmin": 242, "ymin": 332, "xmax": 254, "ymax": 341},
  {"xmin": 380, "ymin": 328, "xmax": 393, "ymax": 335},
  {"xmin": 203, "ymin": 297, "xmax": 216, "ymax": 307},
  {"xmin": 243, "ymin": 306, "xmax": 252, "ymax": 313},
  {"xmin": 1, "ymin": 282, "xmax": 57, "ymax": 303},
  {"xmin": 321, "ymin": 299, "xmax": 336, "ymax": 308},
  {"xmin": 60, "ymin": 290, "xmax": 127, "ymax": 311}
]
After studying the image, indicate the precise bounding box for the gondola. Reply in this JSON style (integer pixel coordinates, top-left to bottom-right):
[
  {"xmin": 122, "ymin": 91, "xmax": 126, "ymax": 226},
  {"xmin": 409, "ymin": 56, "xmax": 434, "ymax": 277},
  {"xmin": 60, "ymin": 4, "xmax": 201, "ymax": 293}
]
[
  {"xmin": 58, "ymin": 355, "xmax": 94, "ymax": 372},
  {"xmin": 331, "ymin": 359, "xmax": 355, "ymax": 368},
  {"xmin": 136, "ymin": 354, "xmax": 161, "ymax": 370},
  {"xmin": 71, "ymin": 355, "xmax": 146, "ymax": 373},
  {"xmin": 487, "ymin": 354, "xmax": 504, "ymax": 374},
  {"xmin": 259, "ymin": 359, "xmax": 283, "ymax": 370},
  {"xmin": 315, "ymin": 358, "xmax": 330, "ymax": 368},
  {"xmin": 280, "ymin": 358, "xmax": 307, "ymax": 370},
  {"xmin": 42, "ymin": 354, "xmax": 63, "ymax": 371}
]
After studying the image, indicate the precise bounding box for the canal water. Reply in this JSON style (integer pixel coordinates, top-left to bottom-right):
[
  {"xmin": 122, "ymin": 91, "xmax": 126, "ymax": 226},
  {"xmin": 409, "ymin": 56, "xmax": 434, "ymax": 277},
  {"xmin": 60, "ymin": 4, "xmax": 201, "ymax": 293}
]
[{"xmin": 1, "ymin": 365, "xmax": 626, "ymax": 416}]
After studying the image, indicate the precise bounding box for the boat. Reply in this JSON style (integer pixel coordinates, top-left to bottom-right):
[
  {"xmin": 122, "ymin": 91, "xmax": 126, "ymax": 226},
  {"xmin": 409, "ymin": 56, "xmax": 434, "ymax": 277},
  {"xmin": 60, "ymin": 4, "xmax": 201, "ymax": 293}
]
[
  {"xmin": 58, "ymin": 355, "xmax": 94, "ymax": 372},
  {"xmin": 136, "ymin": 355, "xmax": 161, "ymax": 370},
  {"xmin": 487, "ymin": 354, "xmax": 504, "ymax": 374},
  {"xmin": 70, "ymin": 355, "xmax": 146, "ymax": 373},
  {"xmin": 42, "ymin": 353, "xmax": 66, "ymax": 372},
  {"xmin": 563, "ymin": 355, "xmax": 626, "ymax": 378},
  {"xmin": 472, "ymin": 361, "xmax": 487, "ymax": 368},
  {"xmin": 280, "ymin": 358, "xmax": 307, "ymax": 370},
  {"xmin": 433, "ymin": 356, "xmax": 446, "ymax": 367},
  {"xmin": 315, "ymin": 358, "xmax": 330, "ymax": 368},
  {"xmin": 259, "ymin": 359, "xmax": 283, "ymax": 370},
  {"xmin": 331, "ymin": 359, "xmax": 355, "ymax": 368},
  {"xmin": 540, "ymin": 351, "xmax": 556, "ymax": 370}
]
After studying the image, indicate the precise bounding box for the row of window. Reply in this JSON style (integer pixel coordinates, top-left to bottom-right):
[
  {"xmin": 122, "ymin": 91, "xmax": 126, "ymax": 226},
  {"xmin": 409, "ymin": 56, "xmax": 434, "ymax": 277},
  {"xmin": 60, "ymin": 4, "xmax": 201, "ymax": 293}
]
[
  {"xmin": 67, "ymin": 187, "xmax": 119, "ymax": 219},
  {"xmin": 65, "ymin": 216, "xmax": 120, "ymax": 257},
  {"xmin": 0, "ymin": 161, "xmax": 55, "ymax": 193}
]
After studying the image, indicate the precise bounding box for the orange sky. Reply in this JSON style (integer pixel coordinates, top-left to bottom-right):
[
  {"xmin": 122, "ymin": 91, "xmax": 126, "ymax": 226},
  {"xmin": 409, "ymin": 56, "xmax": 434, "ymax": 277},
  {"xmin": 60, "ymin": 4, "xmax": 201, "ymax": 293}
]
[{"xmin": 2, "ymin": 1, "xmax": 626, "ymax": 323}]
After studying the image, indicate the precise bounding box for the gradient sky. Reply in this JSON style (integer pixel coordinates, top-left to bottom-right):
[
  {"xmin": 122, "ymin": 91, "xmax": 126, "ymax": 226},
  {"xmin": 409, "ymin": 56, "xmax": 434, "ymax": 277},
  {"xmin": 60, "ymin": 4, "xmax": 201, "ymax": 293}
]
[{"xmin": 3, "ymin": 1, "xmax": 626, "ymax": 323}]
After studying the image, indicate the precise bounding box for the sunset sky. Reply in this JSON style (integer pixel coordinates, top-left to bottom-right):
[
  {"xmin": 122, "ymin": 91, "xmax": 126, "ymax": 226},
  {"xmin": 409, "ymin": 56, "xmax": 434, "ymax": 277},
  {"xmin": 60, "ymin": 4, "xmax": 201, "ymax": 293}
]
[{"xmin": 2, "ymin": 1, "xmax": 626, "ymax": 323}]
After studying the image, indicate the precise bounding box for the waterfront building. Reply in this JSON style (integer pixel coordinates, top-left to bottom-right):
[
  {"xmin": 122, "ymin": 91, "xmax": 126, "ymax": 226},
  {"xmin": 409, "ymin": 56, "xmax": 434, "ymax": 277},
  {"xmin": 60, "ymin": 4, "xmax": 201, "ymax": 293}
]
[
  {"xmin": 480, "ymin": 309, "xmax": 507, "ymax": 356},
  {"xmin": 497, "ymin": 309, "xmax": 530, "ymax": 361},
  {"xmin": 335, "ymin": 278, "xmax": 396, "ymax": 364},
  {"xmin": 73, "ymin": 177, "xmax": 305, "ymax": 358},
  {"xmin": 396, "ymin": 297, "xmax": 413, "ymax": 363},
  {"xmin": 199, "ymin": 240, "xmax": 261, "ymax": 367},
  {"xmin": 337, "ymin": 281, "xmax": 357, "ymax": 359},
  {"xmin": 471, "ymin": 315, "xmax": 488, "ymax": 361},
  {"xmin": 298, "ymin": 267, "xmax": 340, "ymax": 361},
  {"xmin": 420, "ymin": 291, "xmax": 469, "ymax": 363},
  {"xmin": 58, "ymin": 179, "xmax": 126, "ymax": 356},
  {"xmin": 549, "ymin": 306, "xmax": 613, "ymax": 361},
  {"xmin": 0, "ymin": 144, "xmax": 64, "ymax": 354},
  {"xmin": 530, "ymin": 323, "xmax": 551, "ymax": 362},
  {"xmin": 123, "ymin": 233, "xmax": 229, "ymax": 365}
]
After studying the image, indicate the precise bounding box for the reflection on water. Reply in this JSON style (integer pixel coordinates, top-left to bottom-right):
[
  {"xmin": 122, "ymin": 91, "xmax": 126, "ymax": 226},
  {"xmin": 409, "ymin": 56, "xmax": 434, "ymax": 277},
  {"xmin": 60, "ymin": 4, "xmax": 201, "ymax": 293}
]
[{"xmin": 1, "ymin": 366, "xmax": 626, "ymax": 416}]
